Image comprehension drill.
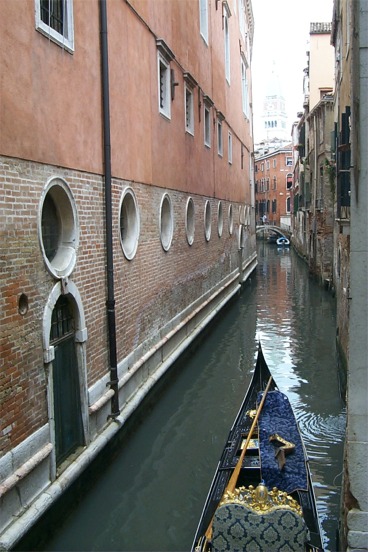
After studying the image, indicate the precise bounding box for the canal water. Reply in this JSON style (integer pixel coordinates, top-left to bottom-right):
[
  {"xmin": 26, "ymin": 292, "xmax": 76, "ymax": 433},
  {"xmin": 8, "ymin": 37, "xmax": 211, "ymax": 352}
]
[{"xmin": 18, "ymin": 243, "xmax": 346, "ymax": 552}]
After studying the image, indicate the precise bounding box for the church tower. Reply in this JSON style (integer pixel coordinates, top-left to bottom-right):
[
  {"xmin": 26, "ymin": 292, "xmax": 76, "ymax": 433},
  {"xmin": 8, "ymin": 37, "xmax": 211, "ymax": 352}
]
[{"xmin": 261, "ymin": 62, "xmax": 289, "ymax": 142}]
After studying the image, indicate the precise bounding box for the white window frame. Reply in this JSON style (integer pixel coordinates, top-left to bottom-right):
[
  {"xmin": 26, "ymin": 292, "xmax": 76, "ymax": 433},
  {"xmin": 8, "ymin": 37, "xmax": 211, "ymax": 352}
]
[
  {"xmin": 224, "ymin": 9, "xmax": 231, "ymax": 84},
  {"xmin": 204, "ymin": 105, "xmax": 211, "ymax": 147},
  {"xmin": 217, "ymin": 119, "xmax": 223, "ymax": 157},
  {"xmin": 286, "ymin": 196, "xmax": 291, "ymax": 213},
  {"xmin": 185, "ymin": 84, "xmax": 194, "ymax": 135},
  {"xmin": 119, "ymin": 187, "xmax": 140, "ymax": 260},
  {"xmin": 159, "ymin": 193, "xmax": 174, "ymax": 251},
  {"xmin": 35, "ymin": 0, "xmax": 74, "ymax": 53},
  {"xmin": 241, "ymin": 57, "xmax": 249, "ymax": 118},
  {"xmin": 228, "ymin": 131, "xmax": 233, "ymax": 164},
  {"xmin": 199, "ymin": 0, "xmax": 209, "ymax": 44},
  {"xmin": 156, "ymin": 39, "xmax": 175, "ymax": 120},
  {"xmin": 38, "ymin": 176, "xmax": 79, "ymax": 278},
  {"xmin": 157, "ymin": 53, "xmax": 171, "ymax": 119},
  {"xmin": 238, "ymin": 0, "xmax": 246, "ymax": 42},
  {"xmin": 203, "ymin": 95, "xmax": 213, "ymax": 148}
]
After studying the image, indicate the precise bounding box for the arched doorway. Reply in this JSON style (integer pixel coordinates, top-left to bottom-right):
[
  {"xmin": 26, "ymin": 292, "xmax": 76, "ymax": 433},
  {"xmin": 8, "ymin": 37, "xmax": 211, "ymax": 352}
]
[{"xmin": 50, "ymin": 295, "xmax": 84, "ymax": 466}]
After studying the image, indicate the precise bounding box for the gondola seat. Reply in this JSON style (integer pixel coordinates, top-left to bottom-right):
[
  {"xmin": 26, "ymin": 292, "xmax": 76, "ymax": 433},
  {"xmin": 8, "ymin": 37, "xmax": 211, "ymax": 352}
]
[{"xmin": 212, "ymin": 501, "xmax": 309, "ymax": 552}]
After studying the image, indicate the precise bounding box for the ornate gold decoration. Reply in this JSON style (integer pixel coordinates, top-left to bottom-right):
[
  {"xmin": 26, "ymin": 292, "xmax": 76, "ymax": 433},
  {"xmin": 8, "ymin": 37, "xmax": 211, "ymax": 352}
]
[
  {"xmin": 240, "ymin": 437, "xmax": 258, "ymax": 450},
  {"xmin": 269, "ymin": 433, "xmax": 295, "ymax": 469},
  {"xmin": 269, "ymin": 433, "xmax": 295, "ymax": 452},
  {"xmin": 246, "ymin": 409, "xmax": 257, "ymax": 419},
  {"xmin": 219, "ymin": 484, "xmax": 303, "ymax": 517}
]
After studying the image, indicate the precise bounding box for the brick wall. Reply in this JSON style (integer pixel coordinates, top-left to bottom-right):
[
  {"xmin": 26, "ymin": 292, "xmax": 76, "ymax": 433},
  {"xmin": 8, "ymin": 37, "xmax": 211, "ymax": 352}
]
[{"xmin": 1, "ymin": 155, "xmax": 246, "ymax": 456}]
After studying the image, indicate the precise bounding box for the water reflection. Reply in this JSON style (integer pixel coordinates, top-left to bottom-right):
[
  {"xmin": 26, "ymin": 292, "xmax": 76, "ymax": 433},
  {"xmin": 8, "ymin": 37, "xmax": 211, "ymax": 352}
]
[
  {"xmin": 256, "ymin": 242, "xmax": 346, "ymax": 550},
  {"xmin": 23, "ymin": 243, "xmax": 345, "ymax": 552}
]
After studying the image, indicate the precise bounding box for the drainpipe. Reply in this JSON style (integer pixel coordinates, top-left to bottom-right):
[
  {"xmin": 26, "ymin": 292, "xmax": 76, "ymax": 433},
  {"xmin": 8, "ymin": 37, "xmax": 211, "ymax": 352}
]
[{"xmin": 99, "ymin": 0, "xmax": 120, "ymax": 418}]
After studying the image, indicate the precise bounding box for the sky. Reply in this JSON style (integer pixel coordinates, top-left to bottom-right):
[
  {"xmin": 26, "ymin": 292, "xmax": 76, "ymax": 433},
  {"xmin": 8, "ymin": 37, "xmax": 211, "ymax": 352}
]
[{"xmin": 251, "ymin": 0, "xmax": 334, "ymax": 141}]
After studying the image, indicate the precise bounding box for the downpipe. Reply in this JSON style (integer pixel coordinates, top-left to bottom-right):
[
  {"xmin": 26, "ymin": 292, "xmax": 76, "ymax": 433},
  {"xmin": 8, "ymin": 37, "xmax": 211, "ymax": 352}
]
[{"xmin": 99, "ymin": 0, "xmax": 120, "ymax": 419}]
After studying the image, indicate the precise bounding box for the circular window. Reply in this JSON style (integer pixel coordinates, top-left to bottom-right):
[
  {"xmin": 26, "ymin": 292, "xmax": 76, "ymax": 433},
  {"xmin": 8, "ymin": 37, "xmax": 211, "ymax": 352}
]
[
  {"xmin": 39, "ymin": 178, "xmax": 79, "ymax": 278},
  {"xmin": 228, "ymin": 204, "xmax": 233, "ymax": 235},
  {"xmin": 186, "ymin": 197, "xmax": 195, "ymax": 245},
  {"xmin": 160, "ymin": 193, "xmax": 173, "ymax": 251},
  {"xmin": 204, "ymin": 200, "xmax": 212, "ymax": 241},
  {"xmin": 238, "ymin": 224, "xmax": 245, "ymax": 250},
  {"xmin": 243, "ymin": 205, "xmax": 248, "ymax": 226},
  {"xmin": 119, "ymin": 187, "xmax": 140, "ymax": 260},
  {"xmin": 217, "ymin": 201, "xmax": 223, "ymax": 237}
]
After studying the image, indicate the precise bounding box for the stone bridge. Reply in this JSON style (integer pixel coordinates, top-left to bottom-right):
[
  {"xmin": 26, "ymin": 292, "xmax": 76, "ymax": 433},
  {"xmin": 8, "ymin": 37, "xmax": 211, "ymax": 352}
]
[{"xmin": 256, "ymin": 225, "xmax": 291, "ymax": 239}]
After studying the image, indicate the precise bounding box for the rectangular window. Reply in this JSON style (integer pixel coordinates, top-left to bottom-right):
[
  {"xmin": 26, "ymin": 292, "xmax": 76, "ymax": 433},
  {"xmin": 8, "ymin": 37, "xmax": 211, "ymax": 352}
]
[
  {"xmin": 185, "ymin": 85, "xmax": 194, "ymax": 134},
  {"xmin": 223, "ymin": 3, "xmax": 231, "ymax": 83},
  {"xmin": 217, "ymin": 119, "xmax": 223, "ymax": 156},
  {"xmin": 228, "ymin": 132, "xmax": 233, "ymax": 164},
  {"xmin": 158, "ymin": 53, "xmax": 171, "ymax": 119},
  {"xmin": 199, "ymin": 0, "xmax": 209, "ymax": 43},
  {"xmin": 273, "ymin": 159, "xmax": 276, "ymax": 168},
  {"xmin": 238, "ymin": 0, "xmax": 246, "ymax": 41},
  {"xmin": 35, "ymin": 0, "xmax": 74, "ymax": 52},
  {"xmin": 286, "ymin": 156, "xmax": 293, "ymax": 166},
  {"xmin": 241, "ymin": 58, "xmax": 249, "ymax": 117},
  {"xmin": 204, "ymin": 105, "xmax": 211, "ymax": 147}
]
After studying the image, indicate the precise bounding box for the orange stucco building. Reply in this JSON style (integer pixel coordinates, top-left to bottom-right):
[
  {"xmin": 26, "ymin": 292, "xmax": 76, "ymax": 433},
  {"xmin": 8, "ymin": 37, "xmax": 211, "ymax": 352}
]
[
  {"xmin": 0, "ymin": 1, "xmax": 256, "ymax": 547},
  {"xmin": 254, "ymin": 145, "xmax": 294, "ymax": 228}
]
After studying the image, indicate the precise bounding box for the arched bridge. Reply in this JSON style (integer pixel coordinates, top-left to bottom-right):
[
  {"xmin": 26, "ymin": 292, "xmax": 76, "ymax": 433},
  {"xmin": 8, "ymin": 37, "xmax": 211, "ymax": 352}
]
[{"xmin": 256, "ymin": 225, "xmax": 291, "ymax": 238}]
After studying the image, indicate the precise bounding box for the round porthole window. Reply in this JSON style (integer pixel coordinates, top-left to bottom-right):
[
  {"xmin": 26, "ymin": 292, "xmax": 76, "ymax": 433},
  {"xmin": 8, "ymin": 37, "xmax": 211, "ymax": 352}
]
[
  {"xmin": 186, "ymin": 197, "xmax": 195, "ymax": 245},
  {"xmin": 119, "ymin": 187, "xmax": 140, "ymax": 260},
  {"xmin": 39, "ymin": 177, "xmax": 79, "ymax": 279},
  {"xmin": 228, "ymin": 204, "xmax": 233, "ymax": 235},
  {"xmin": 204, "ymin": 200, "xmax": 212, "ymax": 241},
  {"xmin": 218, "ymin": 201, "xmax": 223, "ymax": 237},
  {"xmin": 160, "ymin": 193, "xmax": 173, "ymax": 251},
  {"xmin": 245, "ymin": 205, "xmax": 251, "ymax": 226},
  {"xmin": 238, "ymin": 224, "xmax": 246, "ymax": 250}
]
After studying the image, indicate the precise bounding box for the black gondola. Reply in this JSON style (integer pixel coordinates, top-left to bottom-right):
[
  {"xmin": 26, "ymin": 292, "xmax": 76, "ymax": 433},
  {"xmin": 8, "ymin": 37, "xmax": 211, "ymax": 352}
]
[{"xmin": 192, "ymin": 343, "xmax": 324, "ymax": 552}]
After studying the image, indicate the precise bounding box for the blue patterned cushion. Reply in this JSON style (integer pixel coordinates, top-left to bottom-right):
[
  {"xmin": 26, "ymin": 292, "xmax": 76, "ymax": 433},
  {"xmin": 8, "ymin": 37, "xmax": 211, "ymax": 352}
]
[
  {"xmin": 257, "ymin": 391, "xmax": 308, "ymax": 493},
  {"xmin": 212, "ymin": 502, "xmax": 308, "ymax": 552}
]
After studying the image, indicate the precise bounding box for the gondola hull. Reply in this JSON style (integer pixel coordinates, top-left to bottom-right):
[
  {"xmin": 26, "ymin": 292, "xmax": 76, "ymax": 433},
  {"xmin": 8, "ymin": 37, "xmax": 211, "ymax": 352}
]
[{"xmin": 192, "ymin": 344, "xmax": 323, "ymax": 552}]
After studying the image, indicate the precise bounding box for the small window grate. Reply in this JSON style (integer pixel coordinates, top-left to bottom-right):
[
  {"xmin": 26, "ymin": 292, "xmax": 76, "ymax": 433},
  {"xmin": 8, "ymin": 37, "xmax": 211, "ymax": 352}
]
[{"xmin": 51, "ymin": 296, "xmax": 74, "ymax": 343}]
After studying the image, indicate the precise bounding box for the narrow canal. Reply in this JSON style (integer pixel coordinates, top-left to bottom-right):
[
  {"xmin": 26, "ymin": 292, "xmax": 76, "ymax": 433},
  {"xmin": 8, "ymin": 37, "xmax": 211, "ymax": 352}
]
[{"xmin": 17, "ymin": 243, "xmax": 346, "ymax": 552}]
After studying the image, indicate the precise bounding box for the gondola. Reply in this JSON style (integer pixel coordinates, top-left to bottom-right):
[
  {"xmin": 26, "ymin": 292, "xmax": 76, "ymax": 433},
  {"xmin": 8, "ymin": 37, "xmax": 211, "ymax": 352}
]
[{"xmin": 192, "ymin": 343, "xmax": 324, "ymax": 552}]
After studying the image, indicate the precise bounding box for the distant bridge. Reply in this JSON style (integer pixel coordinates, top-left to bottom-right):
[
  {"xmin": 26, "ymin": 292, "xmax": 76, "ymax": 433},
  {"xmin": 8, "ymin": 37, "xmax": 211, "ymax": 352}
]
[{"xmin": 256, "ymin": 225, "xmax": 291, "ymax": 238}]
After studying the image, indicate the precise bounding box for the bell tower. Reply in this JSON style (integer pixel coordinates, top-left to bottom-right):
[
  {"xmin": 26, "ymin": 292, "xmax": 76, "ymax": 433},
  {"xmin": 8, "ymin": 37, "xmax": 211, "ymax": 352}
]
[{"xmin": 261, "ymin": 61, "xmax": 288, "ymax": 142}]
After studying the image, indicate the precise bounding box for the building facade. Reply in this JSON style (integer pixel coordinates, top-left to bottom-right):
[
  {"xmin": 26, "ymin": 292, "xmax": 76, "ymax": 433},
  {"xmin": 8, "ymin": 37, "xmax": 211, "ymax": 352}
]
[
  {"xmin": 254, "ymin": 145, "xmax": 293, "ymax": 229},
  {"xmin": 292, "ymin": 95, "xmax": 335, "ymax": 282},
  {"xmin": 291, "ymin": 7, "xmax": 367, "ymax": 550},
  {"xmin": 291, "ymin": 23, "xmax": 335, "ymax": 284},
  {"xmin": 331, "ymin": 1, "xmax": 368, "ymax": 550},
  {"xmin": 0, "ymin": 1, "xmax": 256, "ymax": 547}
]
